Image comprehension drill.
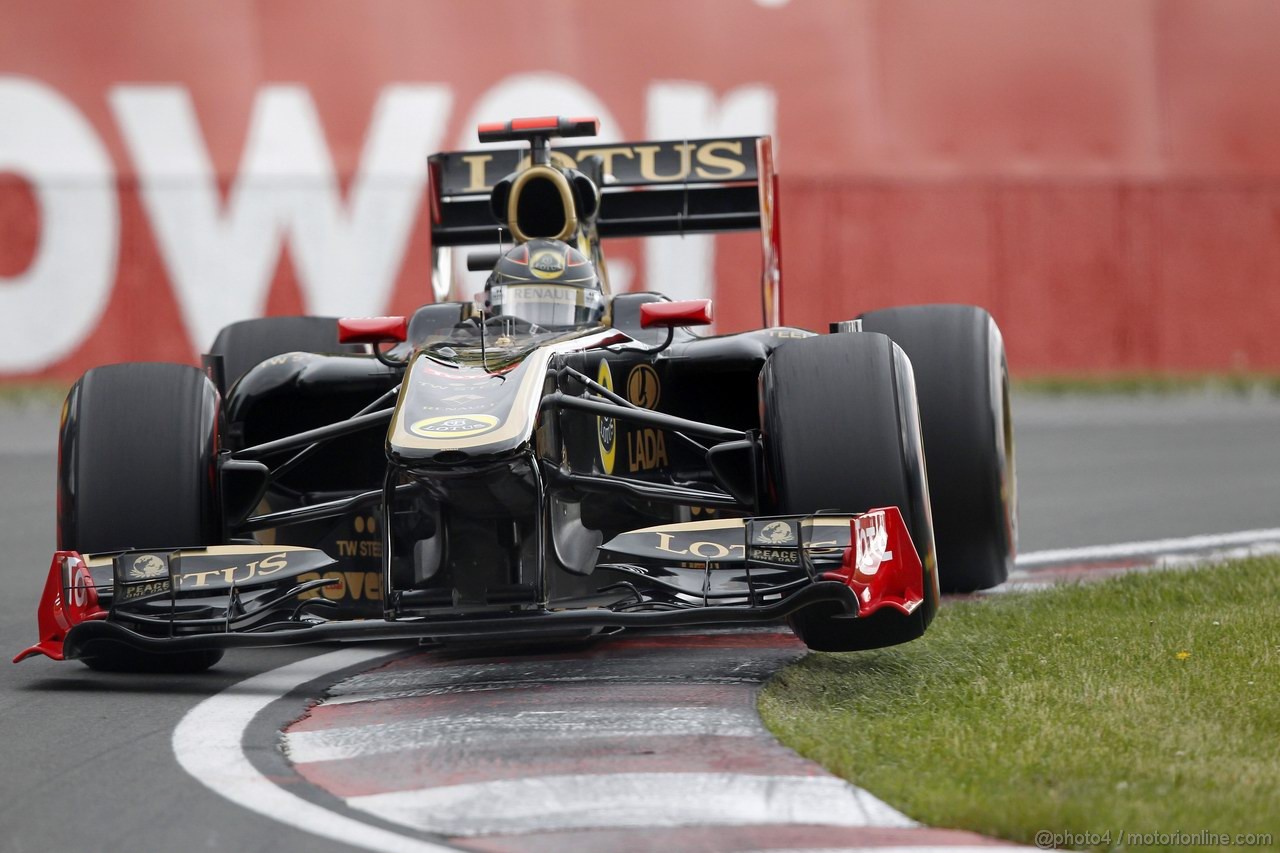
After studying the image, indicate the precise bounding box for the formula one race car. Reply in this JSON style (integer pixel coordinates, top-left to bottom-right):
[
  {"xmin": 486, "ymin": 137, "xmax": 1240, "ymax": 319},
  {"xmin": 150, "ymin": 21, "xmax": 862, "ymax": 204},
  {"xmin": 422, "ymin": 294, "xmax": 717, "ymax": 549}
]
[{"xmin": 17, "ymin": 116, "xmax": 1016, "ymax": 672}]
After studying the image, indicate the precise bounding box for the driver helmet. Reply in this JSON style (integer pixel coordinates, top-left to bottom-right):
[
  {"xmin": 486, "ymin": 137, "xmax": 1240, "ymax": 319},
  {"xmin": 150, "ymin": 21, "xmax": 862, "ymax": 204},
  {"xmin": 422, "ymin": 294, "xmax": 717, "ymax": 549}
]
[{"xmin": 484, "ymin": 239, "xmax": 604, "ymax": 329}]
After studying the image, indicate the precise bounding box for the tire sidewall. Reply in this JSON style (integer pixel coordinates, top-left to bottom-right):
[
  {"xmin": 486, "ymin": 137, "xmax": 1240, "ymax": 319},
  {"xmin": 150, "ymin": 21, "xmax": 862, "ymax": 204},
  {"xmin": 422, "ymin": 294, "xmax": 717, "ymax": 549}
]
[
  {"xmin": 761, "ymin": 333, "xmax": 938, "ymax": 650},
  {"xmin": 857, "ymin": 305, "xmax": 1017, "ymax": 591}
]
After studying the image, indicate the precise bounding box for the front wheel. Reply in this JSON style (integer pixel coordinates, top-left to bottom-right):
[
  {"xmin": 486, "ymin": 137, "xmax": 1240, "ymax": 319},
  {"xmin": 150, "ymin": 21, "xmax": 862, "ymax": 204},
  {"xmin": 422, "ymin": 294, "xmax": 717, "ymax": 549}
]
[
  {"xmin": 58, "ymin": 363, "xmax": 225, "ymax": 672},
  {"xmin": 857, "ymin": 305, "xmax": 1017, "ymax": 592},
  {"xmin": 761, "ymin": 333, "xmax": 939, "ymax": 651}
]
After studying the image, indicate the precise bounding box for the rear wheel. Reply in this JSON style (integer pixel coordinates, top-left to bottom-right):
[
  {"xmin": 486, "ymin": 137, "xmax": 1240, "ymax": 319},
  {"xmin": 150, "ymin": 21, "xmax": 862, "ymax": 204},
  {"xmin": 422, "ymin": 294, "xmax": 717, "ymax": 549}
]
[
  {"xmin": 761, "ymin": 333, "xmax": 939, "ymax": 651},
  {"xmin": 58, "ymin": 363, "xmax": 224, "ymax": 672},
  {"xmin": 208, "ymin": 315, "xmax": 356, "ymax": 391},
  {"xmin": 857, "ymin": 305, "xmax": 1016, "ymax": 592}
]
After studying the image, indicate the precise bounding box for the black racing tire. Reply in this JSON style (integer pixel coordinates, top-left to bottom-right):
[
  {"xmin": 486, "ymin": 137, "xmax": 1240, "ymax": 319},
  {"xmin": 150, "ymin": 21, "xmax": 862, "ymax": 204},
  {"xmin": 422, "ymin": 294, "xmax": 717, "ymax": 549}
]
[
  {"xmin": 761, "ymin": 332, "xmax": 939, "ymax": 652},
  {"xmin": 57, "ymin": 362, "xmax": 224, "ymax": 673},
  {"xmin": 208, "ymin": 315, "xmax": 356, "ymax": 391},
  {"xmin": 857, "ymin": 305, "xmax": 1017, "ymax": 592}
]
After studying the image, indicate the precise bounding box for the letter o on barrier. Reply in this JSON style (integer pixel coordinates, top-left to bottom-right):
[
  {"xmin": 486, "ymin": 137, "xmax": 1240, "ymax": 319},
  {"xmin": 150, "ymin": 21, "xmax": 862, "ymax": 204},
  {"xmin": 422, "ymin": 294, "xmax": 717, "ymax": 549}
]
[{"xmin": 0, "ymin": 77, "xmax": 118, "ymax": 374}]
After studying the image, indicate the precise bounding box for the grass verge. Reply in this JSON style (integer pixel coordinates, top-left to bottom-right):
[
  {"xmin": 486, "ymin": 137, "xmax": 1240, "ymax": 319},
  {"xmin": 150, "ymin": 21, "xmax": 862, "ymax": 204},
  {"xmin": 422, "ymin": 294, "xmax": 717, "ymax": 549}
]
[
  {"xmin": 0, "ymin": 380, "xmax": 70, "ymax": 406},
  {"xmin": 759, "ymin": 559, "xmax": 1280, "ymax": 850},
  {"xmin": 1014, "ymin": 373, "xmax": 1280, "ymax": 397}
]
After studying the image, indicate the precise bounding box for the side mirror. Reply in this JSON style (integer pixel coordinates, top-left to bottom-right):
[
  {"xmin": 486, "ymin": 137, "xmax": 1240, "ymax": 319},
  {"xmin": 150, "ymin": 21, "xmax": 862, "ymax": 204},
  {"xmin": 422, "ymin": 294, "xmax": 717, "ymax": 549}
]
[
  {"xmin": 639, "ymin": 299, "xmax": 714, "ymax": 329},
  {"xmin": 338, "ymin": 316, "xmax": 408, "ymax": 344}
]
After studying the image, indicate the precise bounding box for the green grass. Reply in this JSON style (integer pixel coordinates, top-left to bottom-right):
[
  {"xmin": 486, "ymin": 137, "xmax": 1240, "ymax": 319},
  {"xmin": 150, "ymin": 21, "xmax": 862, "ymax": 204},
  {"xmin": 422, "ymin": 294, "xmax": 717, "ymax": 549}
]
[
  {"xmin": 760, "ymin": 559, "xmax": 1280, "ymax": 851},
  {"xmin": 0, "ymin": 380, "xmax": 69, "ymax": 405},
  {"xmin": 1014, "ymin": 373, "xmax": 1280, "ymax": 397}
]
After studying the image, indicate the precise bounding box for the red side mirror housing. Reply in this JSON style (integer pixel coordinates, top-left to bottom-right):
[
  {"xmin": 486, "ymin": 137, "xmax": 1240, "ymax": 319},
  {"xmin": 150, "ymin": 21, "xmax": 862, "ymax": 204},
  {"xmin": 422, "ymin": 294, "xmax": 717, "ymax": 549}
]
[
  {"xmin": 338, "ymin": 316, "xmax": 408, "ymax": 344},
  {"xmin": 639, "ymin": 299, "xmax": 714, "ymax": 329}
]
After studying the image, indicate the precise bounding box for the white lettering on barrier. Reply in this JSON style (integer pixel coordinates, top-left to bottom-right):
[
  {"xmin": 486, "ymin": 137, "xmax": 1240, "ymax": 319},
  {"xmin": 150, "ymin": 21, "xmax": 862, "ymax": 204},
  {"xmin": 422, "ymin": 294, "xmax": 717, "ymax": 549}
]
[
  {"xmin": 0, "ymin": 76, "xmax": 775, "ymax": 376},
  {"xmin": 110, "ymin": 84, "xmax": 452, "ymax": 349},
  {"xmin": 0, "ymin": 77, "xmax": 118, "ymax": 373}
]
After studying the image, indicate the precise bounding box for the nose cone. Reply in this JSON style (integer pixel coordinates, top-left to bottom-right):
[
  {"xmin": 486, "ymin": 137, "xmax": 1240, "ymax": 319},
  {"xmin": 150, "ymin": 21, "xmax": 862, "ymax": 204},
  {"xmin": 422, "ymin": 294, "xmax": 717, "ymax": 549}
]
[{"xmin": 388, "ymin": 350, "xmax": 551, "ymax": 464}]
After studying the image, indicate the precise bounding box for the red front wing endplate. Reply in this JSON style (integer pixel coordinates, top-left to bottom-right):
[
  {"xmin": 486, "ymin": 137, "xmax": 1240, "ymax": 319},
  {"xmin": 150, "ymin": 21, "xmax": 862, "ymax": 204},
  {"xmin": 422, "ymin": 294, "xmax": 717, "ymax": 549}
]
[
  {"xmin": 821, "ymin": 506, "xmax": 926, "ymax": 619},
  {"xmin": 13, "ymin": 551, "xmax": 107, "ymax": 663}
]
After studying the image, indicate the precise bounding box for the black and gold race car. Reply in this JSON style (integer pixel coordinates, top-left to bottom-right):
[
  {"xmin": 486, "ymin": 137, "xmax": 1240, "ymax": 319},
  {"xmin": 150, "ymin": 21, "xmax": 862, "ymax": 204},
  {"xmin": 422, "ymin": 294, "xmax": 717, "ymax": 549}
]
[{"xmin": 16, "ymin": 116, "xmax": 1016, "ymax": 672}]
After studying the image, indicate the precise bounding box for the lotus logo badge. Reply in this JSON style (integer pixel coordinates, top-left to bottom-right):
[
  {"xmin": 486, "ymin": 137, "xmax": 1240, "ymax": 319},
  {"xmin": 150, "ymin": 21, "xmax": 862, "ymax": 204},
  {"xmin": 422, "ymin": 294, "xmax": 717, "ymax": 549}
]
[
  {"xmin": 410, "ymin": 414, "xmax": 500, "ymax": 439},
  {"xmin": 129, "ymin": 554, "xmax": 168, "ymax": 579},
  {"xmin": 759, "ymin": 521, "xmax": 794, "ymax": 544},
  {"xmin": 530, "ymin": 249, "xmax": 565, "ymax": 279},
  {"xmin": 597, "ymin": 360, "xmax": 616, "ymax": 474}
]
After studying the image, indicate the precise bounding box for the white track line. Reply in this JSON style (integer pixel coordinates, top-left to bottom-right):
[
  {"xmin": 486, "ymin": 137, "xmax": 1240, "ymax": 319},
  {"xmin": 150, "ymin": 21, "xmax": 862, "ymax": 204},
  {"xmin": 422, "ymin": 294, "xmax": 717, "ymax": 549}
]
[
  {"xmin": 1015, "ymin": 527, "xmax": 1280, "ymax": 568},
  {"xmin": 285, "ymin": 705, "xmax": 761, "ymax": 764},
  {"xmin": 345, "ymin": 772, "xmax": 914, "ymax": 837},
  {"xmin": 172, "ymin": 647, "xmax": 458, "ymax": 853}
]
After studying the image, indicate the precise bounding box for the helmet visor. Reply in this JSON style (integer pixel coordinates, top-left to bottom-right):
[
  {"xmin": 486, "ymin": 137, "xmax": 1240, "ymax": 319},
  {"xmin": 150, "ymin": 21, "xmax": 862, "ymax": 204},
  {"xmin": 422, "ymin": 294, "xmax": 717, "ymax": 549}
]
[{"xmin": 489, "ymin": 284, "xmax": 603, "ymax": 328}]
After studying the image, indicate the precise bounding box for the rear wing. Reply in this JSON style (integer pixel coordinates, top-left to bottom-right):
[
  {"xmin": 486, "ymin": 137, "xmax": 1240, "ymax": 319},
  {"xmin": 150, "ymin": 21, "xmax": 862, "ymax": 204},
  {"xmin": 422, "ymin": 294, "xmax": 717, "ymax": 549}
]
[{"xmin": 427, "ymin": 135, "xmax": 782, "ymax": 326}]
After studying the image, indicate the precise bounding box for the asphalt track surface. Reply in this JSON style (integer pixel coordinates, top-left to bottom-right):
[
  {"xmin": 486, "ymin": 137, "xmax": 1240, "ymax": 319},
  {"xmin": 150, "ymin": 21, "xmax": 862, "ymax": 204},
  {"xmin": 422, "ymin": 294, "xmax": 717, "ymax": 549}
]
[{"xmin": 1, "ymin": 393, "xmax": 1278, "ymax": 851}]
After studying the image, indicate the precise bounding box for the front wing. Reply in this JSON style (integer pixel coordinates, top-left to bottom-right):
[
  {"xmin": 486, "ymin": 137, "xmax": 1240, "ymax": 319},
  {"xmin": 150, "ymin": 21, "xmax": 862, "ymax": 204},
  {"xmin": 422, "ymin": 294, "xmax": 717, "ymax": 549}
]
[{"xmin": 14, "ymin": 508, "xmax": 923, "ymax": 663}]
